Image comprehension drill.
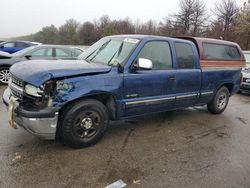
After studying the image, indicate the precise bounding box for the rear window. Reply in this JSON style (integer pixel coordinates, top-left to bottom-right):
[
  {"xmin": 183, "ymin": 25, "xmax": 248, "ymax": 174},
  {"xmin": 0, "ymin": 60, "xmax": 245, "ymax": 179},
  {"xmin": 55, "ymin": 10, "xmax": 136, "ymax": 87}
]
[
  {"xmin": 16, "ymin": 42, "xmax": 28, "ymax": 48},
  {"xmin": 175, "ymin": 43, "xmax": 195, "ymax": 69},
  {"xmin": 203, "ymin": 43, "xmax": 241, "ymax": 60}
]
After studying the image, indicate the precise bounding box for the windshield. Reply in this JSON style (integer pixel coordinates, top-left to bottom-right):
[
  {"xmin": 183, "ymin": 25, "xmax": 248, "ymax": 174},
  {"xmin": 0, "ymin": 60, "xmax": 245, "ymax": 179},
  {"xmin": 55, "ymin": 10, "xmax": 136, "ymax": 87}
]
[
  {"xmin": 12, "ymin": 46, "xmax": 37, "ymax": 57},
  {"xmin": 78, "ymin": 37, "xmax": 140, "ymax": 66}
]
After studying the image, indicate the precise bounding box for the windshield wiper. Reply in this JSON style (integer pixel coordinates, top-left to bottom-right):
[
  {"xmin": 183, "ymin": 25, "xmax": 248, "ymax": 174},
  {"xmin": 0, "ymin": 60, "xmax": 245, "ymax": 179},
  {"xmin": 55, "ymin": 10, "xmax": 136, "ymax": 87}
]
[
  {"xmin": 85, "ymin": 40, "xmax": 111, "ymax": 62},
  {"xmin": 107, "ymin": 42, "xmax": 124, "ymax": 66}
]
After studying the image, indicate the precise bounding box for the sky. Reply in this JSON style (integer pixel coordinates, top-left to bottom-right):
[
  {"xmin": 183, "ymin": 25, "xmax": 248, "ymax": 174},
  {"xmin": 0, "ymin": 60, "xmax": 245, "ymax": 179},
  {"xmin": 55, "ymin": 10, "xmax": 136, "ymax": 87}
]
[{"xmin": 0, "ymin": 0, "xmax": 246, "ymax": 38}]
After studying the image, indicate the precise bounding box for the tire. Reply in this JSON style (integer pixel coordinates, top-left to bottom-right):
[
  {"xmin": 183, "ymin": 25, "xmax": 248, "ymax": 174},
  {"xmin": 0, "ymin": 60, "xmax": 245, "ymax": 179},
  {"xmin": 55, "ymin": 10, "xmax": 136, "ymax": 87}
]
[
  {"xmin": 0, "ymin": 67, "xmax": 10, "ymax": 85},
  {"xmin": 59, "ymin": 99, "xmax": 109, "ymax": 148},
  {"xmin": 207, "ymin": 86, "xmax": 230, "ymax": 114}
]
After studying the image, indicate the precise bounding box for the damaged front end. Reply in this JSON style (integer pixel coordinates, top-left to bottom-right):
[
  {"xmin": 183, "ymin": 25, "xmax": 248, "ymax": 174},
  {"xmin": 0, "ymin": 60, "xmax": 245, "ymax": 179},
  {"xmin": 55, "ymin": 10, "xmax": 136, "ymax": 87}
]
[{"xmin": 2, "ymin": 76, "xmax": 61, "ymax": 140}]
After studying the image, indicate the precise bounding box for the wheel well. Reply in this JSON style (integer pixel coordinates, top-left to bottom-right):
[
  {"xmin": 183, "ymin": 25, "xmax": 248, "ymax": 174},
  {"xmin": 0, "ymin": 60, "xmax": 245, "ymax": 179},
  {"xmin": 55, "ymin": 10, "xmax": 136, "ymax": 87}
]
[
  {"xmin": 0, "ymin": 65, "xmax": 11, "ymax": 69},
  {"xmin": 221, "ymin": 83, "xmax": 234, "ymax": 94},
  {"xmin": 59, "ymin": 93, "xmax": 117, "ymax": 120}
]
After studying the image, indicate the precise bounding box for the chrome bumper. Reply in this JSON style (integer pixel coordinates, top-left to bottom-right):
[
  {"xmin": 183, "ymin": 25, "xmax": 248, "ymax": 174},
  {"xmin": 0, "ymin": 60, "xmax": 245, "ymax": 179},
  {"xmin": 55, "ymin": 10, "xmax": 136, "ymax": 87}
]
[{"xmin": 2, "ymin": 88, "xmax": 58, "ymax": 140}]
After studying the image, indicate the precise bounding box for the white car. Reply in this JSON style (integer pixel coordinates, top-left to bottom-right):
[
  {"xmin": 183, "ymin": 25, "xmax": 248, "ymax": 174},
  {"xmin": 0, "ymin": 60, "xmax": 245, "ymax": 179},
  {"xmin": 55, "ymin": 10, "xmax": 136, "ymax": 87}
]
[
  {"xmin": 0, "ymin": 51, "xmax": 12, "ymax": 58},
  {"xmin": 243, "ymin": 51, "xmax": 250, "ymax": 68},
  {"xmin": 241, "ymin": 51, "xmax": 250, "ymax": 92}
]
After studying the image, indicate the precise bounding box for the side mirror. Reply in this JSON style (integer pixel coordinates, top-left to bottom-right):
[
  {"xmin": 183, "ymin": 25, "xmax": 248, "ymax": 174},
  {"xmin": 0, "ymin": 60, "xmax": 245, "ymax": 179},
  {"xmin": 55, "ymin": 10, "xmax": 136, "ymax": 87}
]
[
  {"xmin": 133, "ymin": 58, "xmax": 152, "ymax": 70},
  {"xmin": 25, "ymin": 55, "xmax": 32, "ymax": 60}
]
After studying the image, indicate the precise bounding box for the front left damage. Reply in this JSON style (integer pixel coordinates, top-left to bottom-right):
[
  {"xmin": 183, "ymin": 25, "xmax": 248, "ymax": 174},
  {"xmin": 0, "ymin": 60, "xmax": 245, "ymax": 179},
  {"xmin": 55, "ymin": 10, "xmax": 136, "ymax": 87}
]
[{"xmin": 3, "ymin": 76, "xmax": 62, "ymax": 139}]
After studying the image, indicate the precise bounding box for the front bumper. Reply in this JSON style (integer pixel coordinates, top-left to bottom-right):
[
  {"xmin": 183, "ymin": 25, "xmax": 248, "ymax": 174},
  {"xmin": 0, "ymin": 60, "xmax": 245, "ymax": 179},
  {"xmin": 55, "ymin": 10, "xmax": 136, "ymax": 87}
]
[{"xmin": 2, "ymin": 88, "xmax": 59, "ymax": 140}]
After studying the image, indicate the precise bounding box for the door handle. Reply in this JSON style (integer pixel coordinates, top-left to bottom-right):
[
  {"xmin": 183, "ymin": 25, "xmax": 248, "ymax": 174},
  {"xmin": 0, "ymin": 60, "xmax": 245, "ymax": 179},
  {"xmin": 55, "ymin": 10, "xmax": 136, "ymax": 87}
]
[{"xmin": 168, "ymin": 76, "xmax": 176, "ymax": 80}]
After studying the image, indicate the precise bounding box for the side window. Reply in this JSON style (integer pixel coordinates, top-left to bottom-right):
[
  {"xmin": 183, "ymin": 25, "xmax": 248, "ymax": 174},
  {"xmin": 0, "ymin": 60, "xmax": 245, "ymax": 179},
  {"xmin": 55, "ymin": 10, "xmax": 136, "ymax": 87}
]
[
  {"xmin": 138, "ymin": 41, "xmax": 172, "ymax": 70},
  {"xmin": 2, "ymin": 42, "xmax": 15, "ymax": 48},
  {"xmin": 31, "ymin": 48, "xmax": 53, "ymax": 57},
  {"xmin": 175, "ymin": 43, "xmax": 195, "ymax": 69},
  {"xmin": 15, "ymin": 42, "xmax": 28, "ymax": 48},
  {"xmin": 75, "ymin": 49, "xmax": 83, "ymax": 56},
  {"xmin": 203, "ymin": 43, "xmax": 241, "ymax": 60},
  {"xmin": 55, "ymin": 48, "xmax": 72, "ymax": 57}
]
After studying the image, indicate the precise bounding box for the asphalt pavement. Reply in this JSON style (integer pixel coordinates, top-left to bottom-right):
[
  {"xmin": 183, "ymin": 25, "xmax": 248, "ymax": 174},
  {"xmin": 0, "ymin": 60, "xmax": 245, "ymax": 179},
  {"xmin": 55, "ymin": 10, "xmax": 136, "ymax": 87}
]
[{"xmin": 0, "ymin": 85, "xmax": 250, "ymax": 188}]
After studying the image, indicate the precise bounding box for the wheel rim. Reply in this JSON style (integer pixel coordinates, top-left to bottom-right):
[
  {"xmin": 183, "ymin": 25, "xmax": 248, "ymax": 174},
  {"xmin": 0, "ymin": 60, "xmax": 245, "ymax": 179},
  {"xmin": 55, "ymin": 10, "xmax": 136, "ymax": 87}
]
[
  {"xmin": 217, "ymin": 92, "xmax": 227, "ymax": 110},
  {"xmin": 0, "ymin": 68, "xmax": 10, "ymax": 84},
  {"xmin": 73, "ymin": 110, "xmax": 101, "ymax": 139}
]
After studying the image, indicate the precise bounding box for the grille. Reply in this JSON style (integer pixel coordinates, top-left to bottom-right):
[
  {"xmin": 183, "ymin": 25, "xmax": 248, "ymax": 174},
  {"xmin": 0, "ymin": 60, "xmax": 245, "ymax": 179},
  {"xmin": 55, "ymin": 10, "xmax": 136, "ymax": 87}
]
[
  {"xmin": 11, "ymin": 75, "xmax": 24, "ymax": 88},
  {"xmin": 9, "ymin": 75, "xmax": 24, "ymax": 100}
]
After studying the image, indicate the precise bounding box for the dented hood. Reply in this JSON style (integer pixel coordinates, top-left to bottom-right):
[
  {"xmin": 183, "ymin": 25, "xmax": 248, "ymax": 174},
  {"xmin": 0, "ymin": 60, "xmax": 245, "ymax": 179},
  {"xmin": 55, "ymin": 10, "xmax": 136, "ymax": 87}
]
[{"xmin": 10, "ymin": 60, "xmax": 111, "ymax": 87}]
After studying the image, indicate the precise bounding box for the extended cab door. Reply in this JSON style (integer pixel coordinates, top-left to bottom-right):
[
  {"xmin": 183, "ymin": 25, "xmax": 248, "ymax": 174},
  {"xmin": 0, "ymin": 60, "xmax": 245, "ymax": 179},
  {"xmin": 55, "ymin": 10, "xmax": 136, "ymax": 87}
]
[
  {"xmin": 173, "ymin": 42, "xmax": 201, "ymax": 107},
  {"xmin": 123, "ymin": 40, "xmax": 177, "ymax": 117}
]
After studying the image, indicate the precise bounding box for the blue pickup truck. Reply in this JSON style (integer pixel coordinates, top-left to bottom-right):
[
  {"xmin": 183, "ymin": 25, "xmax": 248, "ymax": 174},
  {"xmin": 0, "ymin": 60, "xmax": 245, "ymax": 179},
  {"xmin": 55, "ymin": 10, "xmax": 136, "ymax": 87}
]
[{"xmin": 2, "ymin": 35, "xmax": 245, "ymax": 148}]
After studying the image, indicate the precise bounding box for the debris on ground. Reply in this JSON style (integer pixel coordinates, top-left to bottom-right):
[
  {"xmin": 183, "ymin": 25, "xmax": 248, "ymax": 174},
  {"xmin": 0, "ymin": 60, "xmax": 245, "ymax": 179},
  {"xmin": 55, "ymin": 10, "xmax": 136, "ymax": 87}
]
[
  {"xmin": 133, "ymin": 179, "xmax": 141, "ymax": 185},
  {"xmin": 104, "ymin": 179, "xmax": 127, "ymax": 188},
  {"xmin": 12, "ymin": 152, "xmax": 22, "ymax": 163}
]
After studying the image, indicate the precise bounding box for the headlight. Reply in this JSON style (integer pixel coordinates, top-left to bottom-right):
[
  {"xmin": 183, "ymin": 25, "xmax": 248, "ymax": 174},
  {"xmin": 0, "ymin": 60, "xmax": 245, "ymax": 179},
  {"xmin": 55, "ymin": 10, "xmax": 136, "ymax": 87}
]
[{"xmin": 25, "ymin": 84, "xmax": 43, "ymax": 97}]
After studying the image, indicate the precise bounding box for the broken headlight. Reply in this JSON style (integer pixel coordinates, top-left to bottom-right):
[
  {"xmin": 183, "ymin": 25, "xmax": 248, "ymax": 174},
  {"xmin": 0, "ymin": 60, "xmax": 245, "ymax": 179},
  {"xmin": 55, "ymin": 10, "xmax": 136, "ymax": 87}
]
[{"xmin": 25, "ymin": 84, "xmax": 43, "ymax": 97}]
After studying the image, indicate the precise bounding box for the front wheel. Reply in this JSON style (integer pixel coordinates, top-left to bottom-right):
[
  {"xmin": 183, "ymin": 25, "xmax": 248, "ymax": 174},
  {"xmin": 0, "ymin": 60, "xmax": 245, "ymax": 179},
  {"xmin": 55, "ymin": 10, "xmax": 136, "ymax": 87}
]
[
  {"xmin": 0, "ymin": 67, "xmax": 10, "ymax": 85},
  {"xmin": 59, "ymin": 99, "xmax": 109, "ymax": 148},
  {"xmin": 207, "ymin": 86, "xmax": 230, "ymax": 114}
]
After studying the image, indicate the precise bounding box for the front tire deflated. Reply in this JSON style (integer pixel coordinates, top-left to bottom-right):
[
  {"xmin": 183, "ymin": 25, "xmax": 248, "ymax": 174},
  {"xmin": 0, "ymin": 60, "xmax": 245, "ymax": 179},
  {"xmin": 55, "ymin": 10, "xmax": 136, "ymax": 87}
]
[{"xmin": 58, "ymin": 99, "xmax": 109, "ymax": 148}]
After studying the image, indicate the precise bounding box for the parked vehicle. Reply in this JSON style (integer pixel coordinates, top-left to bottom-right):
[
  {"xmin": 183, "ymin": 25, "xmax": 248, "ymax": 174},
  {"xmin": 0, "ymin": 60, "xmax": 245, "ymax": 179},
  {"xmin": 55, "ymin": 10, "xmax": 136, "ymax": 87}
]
[
  {"xmin": 238, "ymin": 51, "xmax": 250, "ymax": 93},
  {"xmin": 0, "ymin": 45, "xmax": 84, "ymax": 84},
  {"xmin": 0, "ymin": 41, "xmax": 41, "ymax": 54},
  {"xmin": 2, "ymin": 35, "xmax": 245, "ymax": 148},
  {"xmin": 243, "ymin": 51, "xmax": 250, "ymax": 68},
  {"xmin": 240, "ymin": 69, "xmax": 250, "ymax": 93},
  {"xmin": 0, "ymin": 51, "xmax": 11, "ymax": 58}
]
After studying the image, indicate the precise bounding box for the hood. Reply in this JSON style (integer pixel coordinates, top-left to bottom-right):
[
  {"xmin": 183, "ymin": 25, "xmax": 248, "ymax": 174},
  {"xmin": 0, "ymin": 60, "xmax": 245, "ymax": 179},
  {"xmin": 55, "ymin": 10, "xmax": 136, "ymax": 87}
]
[
  {"xmin": 10, "ymin": 60, "xmax": 111, "ymax": 86},
  {"xmin": 0, "ymin": 51, "xmax": 12, "ymax": 58}
]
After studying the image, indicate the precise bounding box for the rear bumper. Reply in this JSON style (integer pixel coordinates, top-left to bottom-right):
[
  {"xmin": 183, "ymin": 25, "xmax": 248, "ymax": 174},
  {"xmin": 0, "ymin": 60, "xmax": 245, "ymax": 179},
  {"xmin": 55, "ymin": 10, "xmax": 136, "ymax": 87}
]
[{"xmin": 2, "ymin": 87, "xmax": 59, "ymax": 140}]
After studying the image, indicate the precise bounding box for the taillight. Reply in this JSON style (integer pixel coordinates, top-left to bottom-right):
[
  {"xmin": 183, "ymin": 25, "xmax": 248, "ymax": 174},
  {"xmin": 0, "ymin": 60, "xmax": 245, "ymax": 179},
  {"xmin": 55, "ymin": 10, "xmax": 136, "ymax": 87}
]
[{"xmin": 240, "ymin": 73, "xmax": 243, "ymax": 86}]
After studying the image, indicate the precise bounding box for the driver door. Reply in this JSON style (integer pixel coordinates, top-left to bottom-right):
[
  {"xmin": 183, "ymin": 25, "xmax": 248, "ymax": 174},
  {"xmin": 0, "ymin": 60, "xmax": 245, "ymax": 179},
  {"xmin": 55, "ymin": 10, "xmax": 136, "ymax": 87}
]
[{"xmin": 123, "ymin": 40, "xmax": 176, "ymax": 117}]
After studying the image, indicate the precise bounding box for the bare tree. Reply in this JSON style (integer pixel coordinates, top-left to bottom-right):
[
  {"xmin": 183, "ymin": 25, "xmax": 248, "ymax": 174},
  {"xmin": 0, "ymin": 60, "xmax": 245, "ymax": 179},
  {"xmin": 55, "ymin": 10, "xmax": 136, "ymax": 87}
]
[
  {"xmin": 78, "ymin": 22, "xmax": 97, "ymax": 45},
  {"xmin": 174, "ymin": 0, "xmax": 196, "ymax": 34},
  {"xmin": 159, "ymin": 17, "xmax": 175, "ymax": 36},
  {"xmin": 233, "ymin": 1, "xmax": 250, "ymax": 49},
  {"xmin": 172, "ymin": 0, "xmax": 207, "ymax": 36},
  {"xmin": 192, "ymin": 0, "xmax": 207, "ymax": 36},
  {"xmin": 135, "ymin": 20, "xmax": 158, "ymax": 35},
  {"xmin": 58, "ymin": 19, "xmax": 79, "ymax": 45},
  {"xmin": 213, "ymin": 0, "xmax": 239, "ymax": 39},
  {"xmin": 112, "ymin": 18, "xmax": 135, "ymax": 34}
]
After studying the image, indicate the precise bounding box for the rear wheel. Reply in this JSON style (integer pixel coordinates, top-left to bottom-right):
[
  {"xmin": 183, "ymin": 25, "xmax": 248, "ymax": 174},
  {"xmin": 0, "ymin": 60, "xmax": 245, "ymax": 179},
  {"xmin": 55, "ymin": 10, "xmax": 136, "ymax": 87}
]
[
  {"xmin": 0, "ymin": 67, "xmax": 10, "ymax": 85},
  {"xmin": 59, "ymin": 99, "xmax": 109, "ymax": 148},
  {"xmin": 207, "ymin": 86, "xmax": 229, "ymax": 114}
]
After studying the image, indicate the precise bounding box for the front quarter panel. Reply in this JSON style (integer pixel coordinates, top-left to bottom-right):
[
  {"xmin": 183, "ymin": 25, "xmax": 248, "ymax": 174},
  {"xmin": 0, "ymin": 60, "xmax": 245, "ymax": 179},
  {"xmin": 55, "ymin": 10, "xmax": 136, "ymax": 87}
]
[{"xmin": 53, "ymin": 68, "xmax": 123, "ymax": 107}]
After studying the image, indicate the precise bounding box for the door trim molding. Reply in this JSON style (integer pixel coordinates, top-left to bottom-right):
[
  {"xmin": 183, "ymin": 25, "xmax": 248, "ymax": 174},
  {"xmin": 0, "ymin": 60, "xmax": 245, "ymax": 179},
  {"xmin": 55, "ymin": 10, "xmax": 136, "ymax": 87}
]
[{"xmin": 125, "ymin": 91, "xmax": 214, "ymax": 108}]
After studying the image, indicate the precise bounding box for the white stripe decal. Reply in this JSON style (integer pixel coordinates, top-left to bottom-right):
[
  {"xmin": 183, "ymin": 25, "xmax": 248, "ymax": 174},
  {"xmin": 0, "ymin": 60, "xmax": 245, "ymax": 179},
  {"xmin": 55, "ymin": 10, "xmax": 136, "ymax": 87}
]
[
  {"xmin": 201, "ymin": 91, "xmax": 214, "ymax": 95},
  {"xmin": 126, "ymin": 96, "xmax": 175, "ymax": 106},
  {"xmin": 125, "ymin": 91, "xmax": 214, "ymax": 107}
]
